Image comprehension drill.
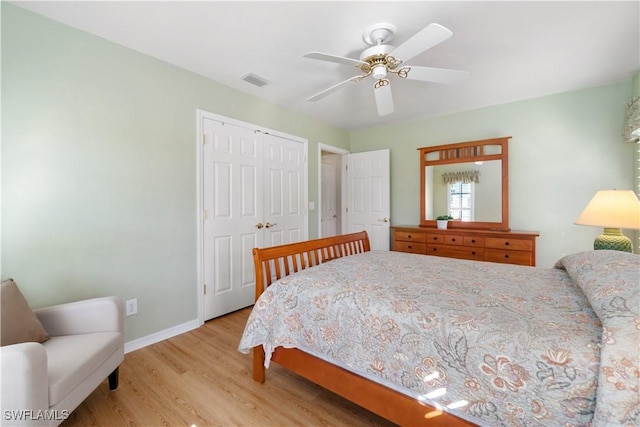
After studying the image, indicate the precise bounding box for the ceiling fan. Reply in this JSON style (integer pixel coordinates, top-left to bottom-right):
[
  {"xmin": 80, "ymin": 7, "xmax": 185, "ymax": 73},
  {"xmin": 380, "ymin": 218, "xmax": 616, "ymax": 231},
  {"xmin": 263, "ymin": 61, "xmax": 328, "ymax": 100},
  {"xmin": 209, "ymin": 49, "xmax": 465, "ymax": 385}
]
[{"xmin": 304, "ymin": 22, "xmax": 468, "ymax": 116}]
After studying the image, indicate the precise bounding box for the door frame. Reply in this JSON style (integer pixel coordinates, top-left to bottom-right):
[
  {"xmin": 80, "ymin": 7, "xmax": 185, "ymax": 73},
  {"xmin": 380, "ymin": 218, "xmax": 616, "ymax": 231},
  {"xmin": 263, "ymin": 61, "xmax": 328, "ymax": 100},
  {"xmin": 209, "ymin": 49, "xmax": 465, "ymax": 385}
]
[
  {"xmin": 196, "ymin": 109, "xmax": 308, "ymax": 325},
  {"xmin": 317, "ymin": 143, "xmax": 349, "ymax": 237}
]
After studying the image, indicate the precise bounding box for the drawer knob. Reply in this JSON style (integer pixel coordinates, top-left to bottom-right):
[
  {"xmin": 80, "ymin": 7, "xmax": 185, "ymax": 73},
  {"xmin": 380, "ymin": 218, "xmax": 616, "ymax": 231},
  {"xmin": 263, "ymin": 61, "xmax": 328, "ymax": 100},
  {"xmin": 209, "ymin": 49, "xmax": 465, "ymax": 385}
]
[
  {"xmin": 471, "ymin": 239, "xmax": 476, "ymax": 243},
  {"xmin": 504, "ymin": 254, "xmax": 510, "ymax": 258},
  {"xmin": 472, "ymin": 251, "xmax": 476, "ymax": 255},
  {"xmin": 451, "ymin": 238, "xmax": 456, "ymax": 242},
  {"xmin": 505, "ymin": 242, "xmax": 510, "ymax": 246},
  {"xmin": 408, "ymin": 235, "xmax": 412, "ymax": 238},
  {"xmin": 408, "ymin": 245, "xmax": 412, "ymax": 249}
]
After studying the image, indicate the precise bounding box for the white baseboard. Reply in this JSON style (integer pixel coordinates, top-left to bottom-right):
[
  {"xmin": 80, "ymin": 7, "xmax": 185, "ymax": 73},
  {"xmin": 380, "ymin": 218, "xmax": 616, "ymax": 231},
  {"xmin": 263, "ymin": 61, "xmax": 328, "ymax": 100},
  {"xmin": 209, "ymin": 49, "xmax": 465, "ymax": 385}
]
[{"xmin": 124, "ymin": 318, "xmax": 200, "ymax": 353}]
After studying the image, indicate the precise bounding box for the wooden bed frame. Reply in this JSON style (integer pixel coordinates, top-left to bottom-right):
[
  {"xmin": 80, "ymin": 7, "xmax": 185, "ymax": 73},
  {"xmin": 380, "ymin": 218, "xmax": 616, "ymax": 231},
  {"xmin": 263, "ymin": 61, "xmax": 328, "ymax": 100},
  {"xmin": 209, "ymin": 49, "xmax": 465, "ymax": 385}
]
[{"xmin": 251, "ymin": 231, "xmax": 476, "ymax": 426}]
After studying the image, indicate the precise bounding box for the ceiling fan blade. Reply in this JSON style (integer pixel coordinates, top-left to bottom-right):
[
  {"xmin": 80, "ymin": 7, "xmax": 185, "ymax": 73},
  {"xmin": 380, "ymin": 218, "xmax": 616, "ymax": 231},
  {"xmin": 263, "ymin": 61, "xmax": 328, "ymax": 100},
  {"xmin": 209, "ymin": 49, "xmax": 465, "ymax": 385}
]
[
  {"xmin": 390, "ymin": 23, "xmax": 453, "ymax": 63},
  {"xmin": 374, "ymin": 82, "xmax": 394, "ymax": 116},
  {"xmin": 405, "ymin": 66, "xmax": 469, "ymax": 84},
  {"xmin": 307, "ymin": 76, "xmax": 363, "ymax": 101},
  {"xmin": 303, "ymin": 52, "xmax": 367, "ymax": 67}
]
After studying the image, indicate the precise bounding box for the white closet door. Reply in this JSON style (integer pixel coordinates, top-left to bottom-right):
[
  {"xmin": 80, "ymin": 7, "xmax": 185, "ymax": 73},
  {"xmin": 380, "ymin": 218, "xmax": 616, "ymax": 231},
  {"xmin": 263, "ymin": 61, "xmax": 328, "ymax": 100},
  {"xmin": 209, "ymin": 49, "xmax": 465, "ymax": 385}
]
[
  {"xmin": 203, "ymin": 118, "xmax": 263, "ymax": 320},
  {"xmin": 202, "ymin": 117, "xmax": 307, "ymax": 320},
  {"xmin": 262, "ymin": 134, "xmax": 306, "ymax": 247}
]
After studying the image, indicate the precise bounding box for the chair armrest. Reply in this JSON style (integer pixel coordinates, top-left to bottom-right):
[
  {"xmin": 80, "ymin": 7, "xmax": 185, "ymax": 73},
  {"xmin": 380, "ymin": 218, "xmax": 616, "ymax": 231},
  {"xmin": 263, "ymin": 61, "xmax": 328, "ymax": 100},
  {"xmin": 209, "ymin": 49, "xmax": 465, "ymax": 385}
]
[
  {"xmin": 34, "ymin": 296, "xmax": 124, "ymax": 336},
  {"xmin": 0, "ymin": 343, "xmax": 49, "ymax": 413}
]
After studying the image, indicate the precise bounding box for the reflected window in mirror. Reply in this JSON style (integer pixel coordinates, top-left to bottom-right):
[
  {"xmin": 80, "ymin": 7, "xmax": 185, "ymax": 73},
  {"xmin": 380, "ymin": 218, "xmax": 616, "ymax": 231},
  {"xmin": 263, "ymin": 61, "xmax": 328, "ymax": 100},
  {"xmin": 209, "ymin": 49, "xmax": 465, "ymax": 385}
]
[
  {"xmin": 441, "ymin": 169, "xmax": 481, "ymax": 221},
  {"xmin": 448, "ymin": 181, "xmax": 474, "ymax": 221}
]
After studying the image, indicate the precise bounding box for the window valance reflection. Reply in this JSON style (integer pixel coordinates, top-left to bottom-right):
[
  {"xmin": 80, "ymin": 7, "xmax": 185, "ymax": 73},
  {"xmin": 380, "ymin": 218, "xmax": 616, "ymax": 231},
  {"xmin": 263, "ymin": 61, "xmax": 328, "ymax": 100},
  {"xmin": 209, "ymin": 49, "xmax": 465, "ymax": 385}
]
[{"xmin": 442, "ymin": 170, "xmax": 480, "ymax": 185}]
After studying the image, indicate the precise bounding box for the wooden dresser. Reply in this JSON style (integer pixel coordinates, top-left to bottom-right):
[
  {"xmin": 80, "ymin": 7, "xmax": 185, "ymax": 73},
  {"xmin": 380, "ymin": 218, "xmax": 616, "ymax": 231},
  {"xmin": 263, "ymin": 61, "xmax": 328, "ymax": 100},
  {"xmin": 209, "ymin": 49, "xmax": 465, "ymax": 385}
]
[{"xmin": 391, "ymin": 226, "xmax": 539, "ymax": 266}]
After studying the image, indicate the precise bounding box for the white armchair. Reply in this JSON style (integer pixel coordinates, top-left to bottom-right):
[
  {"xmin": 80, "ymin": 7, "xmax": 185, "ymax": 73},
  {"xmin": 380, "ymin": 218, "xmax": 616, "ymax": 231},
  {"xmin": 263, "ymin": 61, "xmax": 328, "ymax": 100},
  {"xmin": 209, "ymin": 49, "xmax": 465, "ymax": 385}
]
[{"xmin": 1, "ymin": 296, "xmax": 124, "ymax": 426}]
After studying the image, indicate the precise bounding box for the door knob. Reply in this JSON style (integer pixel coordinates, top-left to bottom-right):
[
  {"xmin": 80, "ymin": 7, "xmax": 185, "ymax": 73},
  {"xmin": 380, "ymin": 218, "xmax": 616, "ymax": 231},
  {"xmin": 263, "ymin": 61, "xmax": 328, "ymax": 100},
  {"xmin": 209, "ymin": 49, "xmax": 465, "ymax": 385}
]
[
  {"xmin": 256, "ymin": 223, "xmax": 264, "ymax": 229},
  {"xmin": 379, "ymin": 217, "xmax": 390, "ymax": 222},
  {"xmin": 265, "ymin": 222, "xmax": 277, "ymax": 228}
]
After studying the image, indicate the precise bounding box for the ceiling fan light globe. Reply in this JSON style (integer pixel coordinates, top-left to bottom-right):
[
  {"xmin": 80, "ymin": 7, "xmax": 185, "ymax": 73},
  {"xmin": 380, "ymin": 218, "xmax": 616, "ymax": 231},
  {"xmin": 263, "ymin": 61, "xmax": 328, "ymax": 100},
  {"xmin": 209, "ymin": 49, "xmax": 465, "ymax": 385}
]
[{"xmin": 372, "ymin": 65, "xmax": 387, "ymax": 80}]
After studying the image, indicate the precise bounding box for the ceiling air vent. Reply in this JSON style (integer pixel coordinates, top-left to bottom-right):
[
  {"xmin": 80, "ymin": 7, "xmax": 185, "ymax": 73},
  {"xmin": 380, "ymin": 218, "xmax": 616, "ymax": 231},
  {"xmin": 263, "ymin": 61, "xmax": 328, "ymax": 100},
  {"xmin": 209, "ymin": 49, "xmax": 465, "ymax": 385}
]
[{"xmin": 242, "ymin": 73, "xmax": 270, "ymax": 87}]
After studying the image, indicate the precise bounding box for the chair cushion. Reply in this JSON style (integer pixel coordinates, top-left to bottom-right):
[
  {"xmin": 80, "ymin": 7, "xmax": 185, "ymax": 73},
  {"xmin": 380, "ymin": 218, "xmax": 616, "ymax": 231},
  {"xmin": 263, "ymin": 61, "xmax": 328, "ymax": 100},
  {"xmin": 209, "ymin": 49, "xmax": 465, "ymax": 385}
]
[
  {"xmin": 44, "ymin": 332, "xmax": 121, "ymax": 406},
  {"xmin": 1, "ymin": 278, "xmax": 50, "ymax": 346}
]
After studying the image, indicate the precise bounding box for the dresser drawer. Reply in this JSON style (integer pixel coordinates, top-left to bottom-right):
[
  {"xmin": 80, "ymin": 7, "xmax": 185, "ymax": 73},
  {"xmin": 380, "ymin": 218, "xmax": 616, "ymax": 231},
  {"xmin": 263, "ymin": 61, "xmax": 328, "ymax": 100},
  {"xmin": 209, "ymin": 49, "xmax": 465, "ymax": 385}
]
[
  {"xmin": 485, "ymin": 237, "xmax": 532, "ymax": 252},
  {"xmin": 486, "ymin": 249, "xmax": 532, "ymax": 266},
  {"xmin": 394, "ymin": 231, "xmax": 426, "ymax": 243},
  {"xmin": 463, "ymin": 236, "xmax": 485, "ymax": 247},
  {"xmin": 426, "ymin": 234, "xmax": 445, "ymax": 244},
  {"xmin": 444, "ymin": 235, "xmax": 464, "ymax": 246},
  {"xmin": 427, "ymin": 245, "xmax": 485, "ymax": 261},
  {"xmin": 394, "ymin": 241, "xmax": 426, "ymax": 254}
]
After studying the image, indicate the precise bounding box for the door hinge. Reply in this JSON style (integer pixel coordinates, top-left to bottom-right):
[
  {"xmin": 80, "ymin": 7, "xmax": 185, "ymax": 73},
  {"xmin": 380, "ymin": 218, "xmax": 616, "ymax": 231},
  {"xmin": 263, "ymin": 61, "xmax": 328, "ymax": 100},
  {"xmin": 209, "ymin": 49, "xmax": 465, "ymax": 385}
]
[
  {"xmin": 203, "ymin": 209, "xmax": 208, "ymax": 220},
  {"xmin": 202, "ymin": 134, "xmax": 206, "ymax": 145},
  {"xmin": 204, "ymin": 284, "xmax": 207, "ymax": 295}
]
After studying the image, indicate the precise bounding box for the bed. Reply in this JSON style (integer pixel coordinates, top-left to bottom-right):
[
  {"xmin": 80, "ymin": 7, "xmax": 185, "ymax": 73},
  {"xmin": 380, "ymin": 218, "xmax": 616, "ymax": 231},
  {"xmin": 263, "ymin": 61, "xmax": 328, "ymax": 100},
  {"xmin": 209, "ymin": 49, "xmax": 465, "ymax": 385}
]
[{"xmin": 238, "ymin": 231, "xmax": 639, "ymax": 426}]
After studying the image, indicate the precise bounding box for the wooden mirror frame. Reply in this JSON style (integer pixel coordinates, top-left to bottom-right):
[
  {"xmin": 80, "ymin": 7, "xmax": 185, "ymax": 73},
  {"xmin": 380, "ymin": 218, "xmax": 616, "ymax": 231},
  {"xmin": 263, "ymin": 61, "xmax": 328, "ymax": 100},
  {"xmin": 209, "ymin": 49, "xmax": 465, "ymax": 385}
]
[{"xmin": 419, "ymin": 136, "xmax": 511, "ymax": 231}]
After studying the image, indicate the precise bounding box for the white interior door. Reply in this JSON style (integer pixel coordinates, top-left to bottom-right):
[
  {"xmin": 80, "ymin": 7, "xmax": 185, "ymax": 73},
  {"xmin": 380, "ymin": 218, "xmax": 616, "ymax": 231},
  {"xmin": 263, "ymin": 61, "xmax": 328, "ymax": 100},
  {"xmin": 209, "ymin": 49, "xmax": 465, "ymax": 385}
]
[
  {"xmin": 201, "ymin": 115, "xmax": 308, "ymax": 321},
  {"xmin": 321, "ymin": 154, "xmax": 339, "ymax": 237},
  {"xmin": 346, "ymin": 149, "xmax": 391, "ymax": 251}
]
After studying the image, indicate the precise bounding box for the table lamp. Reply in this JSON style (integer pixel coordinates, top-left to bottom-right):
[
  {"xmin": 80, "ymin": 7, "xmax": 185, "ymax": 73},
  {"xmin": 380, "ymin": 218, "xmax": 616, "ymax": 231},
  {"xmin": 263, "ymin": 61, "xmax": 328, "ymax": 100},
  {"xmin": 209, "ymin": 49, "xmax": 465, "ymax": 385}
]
[{"xmin": 575, "ymin": 189, "xmax": 640, "ymax": 252}]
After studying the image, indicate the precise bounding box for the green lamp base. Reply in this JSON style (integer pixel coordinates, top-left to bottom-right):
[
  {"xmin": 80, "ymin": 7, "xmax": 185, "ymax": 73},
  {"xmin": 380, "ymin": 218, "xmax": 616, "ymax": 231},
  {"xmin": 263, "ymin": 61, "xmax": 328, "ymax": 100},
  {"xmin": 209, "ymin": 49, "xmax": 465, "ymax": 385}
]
[{"xmin": 594, "ymin": 228, "xmax": 633, "ymax": 253}]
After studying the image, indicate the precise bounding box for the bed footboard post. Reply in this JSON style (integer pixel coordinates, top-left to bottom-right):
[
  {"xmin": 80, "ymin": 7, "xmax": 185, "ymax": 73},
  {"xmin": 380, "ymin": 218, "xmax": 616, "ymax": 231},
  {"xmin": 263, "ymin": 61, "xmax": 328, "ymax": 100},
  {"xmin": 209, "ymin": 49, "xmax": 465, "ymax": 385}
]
[{"xmin": 252, "ymin": 346, "xmax": 266, "ymax": 383}]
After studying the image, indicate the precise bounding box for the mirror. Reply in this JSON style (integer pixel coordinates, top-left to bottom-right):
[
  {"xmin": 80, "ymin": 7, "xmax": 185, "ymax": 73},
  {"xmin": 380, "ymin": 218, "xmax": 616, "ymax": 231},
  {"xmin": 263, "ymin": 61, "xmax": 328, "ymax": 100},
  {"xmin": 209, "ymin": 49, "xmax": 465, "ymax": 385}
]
[
  {"xmin": 419, "ymin": 137, "xmax": 510, "ymax": 230},
  {"xmin": 426, "ymin": 160, "xmax": 502, "ymax": 222}
]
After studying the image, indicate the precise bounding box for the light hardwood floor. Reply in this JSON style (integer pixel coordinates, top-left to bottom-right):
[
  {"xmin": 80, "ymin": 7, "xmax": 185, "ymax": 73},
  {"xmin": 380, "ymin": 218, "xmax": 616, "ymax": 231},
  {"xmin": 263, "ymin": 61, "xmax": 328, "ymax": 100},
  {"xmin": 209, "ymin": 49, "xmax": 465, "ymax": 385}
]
[{"xmin": 62, "ymin": 308, "xmax": 396, "ymax": 427}]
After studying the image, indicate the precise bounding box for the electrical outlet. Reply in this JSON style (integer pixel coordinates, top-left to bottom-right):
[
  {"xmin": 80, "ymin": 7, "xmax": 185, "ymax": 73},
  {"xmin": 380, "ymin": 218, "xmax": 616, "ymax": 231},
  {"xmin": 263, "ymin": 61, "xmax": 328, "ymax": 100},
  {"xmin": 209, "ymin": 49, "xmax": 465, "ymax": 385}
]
[{"xmin": 125, "ymin": 298, "xmax": 138, "ymax": 316}]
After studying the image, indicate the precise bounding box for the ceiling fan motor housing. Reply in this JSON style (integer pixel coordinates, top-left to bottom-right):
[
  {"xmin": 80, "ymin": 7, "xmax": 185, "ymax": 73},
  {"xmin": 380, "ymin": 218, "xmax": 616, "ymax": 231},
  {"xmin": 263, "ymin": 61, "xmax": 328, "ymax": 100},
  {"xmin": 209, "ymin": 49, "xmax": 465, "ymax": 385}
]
[
  {"xmin": 360, "ymin": 44, "xmax": 394, "ymax": 61},
  {"xmin": 359, "ymin": 45, "xmax": 397, "ymax": 77}
]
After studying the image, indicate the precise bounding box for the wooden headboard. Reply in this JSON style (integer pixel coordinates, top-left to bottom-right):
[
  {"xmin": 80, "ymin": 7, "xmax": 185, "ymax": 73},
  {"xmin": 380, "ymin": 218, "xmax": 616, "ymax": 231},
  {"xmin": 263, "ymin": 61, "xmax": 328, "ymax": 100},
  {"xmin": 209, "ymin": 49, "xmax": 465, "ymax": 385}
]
[{"xmin": 252, "ymin": 231, "xmax": 370, "ymax": 300}]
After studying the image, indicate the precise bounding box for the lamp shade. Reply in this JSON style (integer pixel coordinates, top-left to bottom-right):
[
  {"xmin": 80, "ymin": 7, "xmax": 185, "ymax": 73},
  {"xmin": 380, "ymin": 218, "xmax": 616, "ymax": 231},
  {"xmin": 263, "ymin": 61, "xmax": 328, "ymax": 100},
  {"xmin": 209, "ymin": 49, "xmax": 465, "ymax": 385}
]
[{"xmin": 575, "ymin": 190, "xmax": 640, "ymax": 229}]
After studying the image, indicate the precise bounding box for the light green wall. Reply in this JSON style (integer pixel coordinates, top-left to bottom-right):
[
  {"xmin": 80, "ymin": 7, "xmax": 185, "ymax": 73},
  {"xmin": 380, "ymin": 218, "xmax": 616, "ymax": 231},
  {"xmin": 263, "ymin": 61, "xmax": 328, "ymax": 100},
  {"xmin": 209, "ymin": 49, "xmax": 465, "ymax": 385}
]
[
  {"xmin": 1, "ymin": 3, "xmax": 348, "ymax": 341},
  {"xmin": 350, "ymin": 80, "xmax": 635, "ymax": 266}
]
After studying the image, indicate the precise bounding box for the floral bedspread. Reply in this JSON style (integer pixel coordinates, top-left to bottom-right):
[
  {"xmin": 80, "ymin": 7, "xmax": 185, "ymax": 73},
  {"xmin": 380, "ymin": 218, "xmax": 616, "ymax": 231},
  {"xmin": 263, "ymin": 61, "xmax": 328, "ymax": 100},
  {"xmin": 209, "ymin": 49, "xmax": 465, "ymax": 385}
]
[{"xmin": 238, "ymin": 250, "xmax": 639, "ymax": 426}]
